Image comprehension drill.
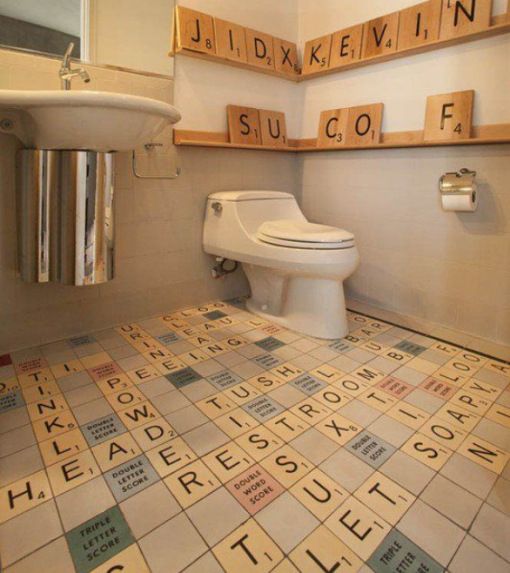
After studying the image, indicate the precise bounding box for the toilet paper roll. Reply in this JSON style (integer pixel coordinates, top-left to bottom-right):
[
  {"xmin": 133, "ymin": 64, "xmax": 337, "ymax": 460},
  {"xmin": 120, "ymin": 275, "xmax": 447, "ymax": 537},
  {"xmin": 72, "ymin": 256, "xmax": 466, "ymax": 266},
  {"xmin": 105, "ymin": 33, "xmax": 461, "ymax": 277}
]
[{"xmin": 441, "ymin": 191, "xmax": 478, "ymax": 212}]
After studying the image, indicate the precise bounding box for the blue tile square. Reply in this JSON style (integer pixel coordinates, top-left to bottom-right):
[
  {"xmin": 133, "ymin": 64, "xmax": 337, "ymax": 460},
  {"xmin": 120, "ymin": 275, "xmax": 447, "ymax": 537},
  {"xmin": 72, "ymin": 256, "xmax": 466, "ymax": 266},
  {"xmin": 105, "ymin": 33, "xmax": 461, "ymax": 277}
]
[
  {"xmin": 104, "ymin": 454, "xmax": 159, "ymax": 502},
  {"xmin": 166, "ymin": 367, "xmax": 202, "ymax": 388},
  {"xmin": 203, "ymin": 310, "xmax": 227, "ymax": 320},
  {"xmin": 368, "ymin": 529, "xmax": 443, "ymax": 573},
  {"xmin": 394, "ymin": 341, "xmax": 427, "ymax": 356},
  {"xmin": 208, "ymin": 370, "xmax": 243, "ymax": 390},
  {"xmin": 253, "ymin": 353, "xmax": 282, "ymax": 369},
  {"xmin": 0, "ymin": 390, "xmax": 25, "ymax": 413},
  {"xmin": 82, "ymin": 413, "xmax": 126, "ymax": 446},
  {"xmin": 255, "ymin": 337, "xmax": 285, "ymax": 352},
  {"xmin": 346, "ymin": 431, "xmax": 396, "ymax": 468},
  {"xmin": 290, "ymin": 373, "xmax": 327, "ymax": 396}
]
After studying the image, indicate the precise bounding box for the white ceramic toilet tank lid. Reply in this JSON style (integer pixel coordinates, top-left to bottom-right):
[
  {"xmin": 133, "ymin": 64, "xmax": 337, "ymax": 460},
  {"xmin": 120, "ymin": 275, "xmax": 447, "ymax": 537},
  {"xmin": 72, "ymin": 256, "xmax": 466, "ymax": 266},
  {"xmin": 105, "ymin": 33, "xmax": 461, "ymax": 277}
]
[
  {"xmin": 258, "ymin": 219, "xmax": 354, "ymax": 244},
  {"xmin": 208, "ymin": 191, "xmax": 294, "ymax": 201}
]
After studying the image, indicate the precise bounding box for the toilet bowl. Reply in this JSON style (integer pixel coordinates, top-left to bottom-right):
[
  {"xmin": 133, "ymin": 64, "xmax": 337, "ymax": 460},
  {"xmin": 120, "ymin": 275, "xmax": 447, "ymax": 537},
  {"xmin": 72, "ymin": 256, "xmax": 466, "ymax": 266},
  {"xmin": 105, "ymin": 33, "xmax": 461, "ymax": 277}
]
[{"xmin": 203, "ymin": 191, "xmax": 360, "ymax": 339}]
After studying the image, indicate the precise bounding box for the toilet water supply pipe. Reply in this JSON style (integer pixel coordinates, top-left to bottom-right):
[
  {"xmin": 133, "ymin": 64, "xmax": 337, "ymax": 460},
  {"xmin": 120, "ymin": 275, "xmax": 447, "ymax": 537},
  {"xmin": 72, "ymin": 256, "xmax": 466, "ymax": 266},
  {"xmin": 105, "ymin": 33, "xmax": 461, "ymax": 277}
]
[{"xmin": 212, "ymin": 257, "xmax": 239, "ymax": 279}]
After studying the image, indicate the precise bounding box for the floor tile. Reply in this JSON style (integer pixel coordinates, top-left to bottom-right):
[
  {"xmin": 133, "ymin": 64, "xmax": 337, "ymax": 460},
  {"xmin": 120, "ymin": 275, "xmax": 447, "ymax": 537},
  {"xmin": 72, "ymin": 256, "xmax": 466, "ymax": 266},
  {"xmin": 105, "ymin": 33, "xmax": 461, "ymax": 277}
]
[
  {"xmin": 420, "ymin": 474, "xmax": 482, "ymax": 529},
  {"xmin": 4, "ymin": 536, "xmax": 75, "ymax": 573},
  {"xmin": 165, "ymin": 405, "xmax": 209, "ymax": 434},
  {"xmin": 183, "ymin": 422, "xmax": 229, "ymax": 456},
  {"xmin": 182, "ymin": 551, "xmax": 223, "ymax": 573},
  {"xmin": 139, "ymin": 512, "xmax": 207, "ymax": 573},
  {"xmin": 120, "ymin": 481, "xmax": 180, "ymax": 539},
  {"xmin": 338, "ymin": 400, "xmax": 381, "ymax": 426},
  {"xmin": 290, "ymin": 428, "xmax": 338, "ymax": 465},
  {"xmin": 213, "ymin": 518, "xmax": 284, "ymax": 573},
  {"xmin": 354, "ymin": 471, "xmax": 415, "ymax": 525},
  {"xmin": 487, "ymin": 477, "xmax": 510, "ymax": 515},
  {"xmin": 187, "ymin": 486, "xmax": 249, "ymax": 546},
  {"xmin": 255, "ymin": 491, "xmax": 319, "ymax": 552},
  {"xmin": 320, "ymin": 448, "xmax": 374, "ymax": 492},
  {"xmin": 367, "ymin": 414, "xmax": 414, "ymax": 448},
  {"xmin": 290, "ymin": 524, "xmax": 363, "ymax": 572},
  {"xmin": 0, "ymin": 429, "xmax": 33, "ymax": 461},
  {"xmin": 440, "ymin": 451, "xmax": 498, "ymax": 498},
  {"xmin": 56, "ymin": 475, "xmax": 116, "ymax": 531},
  {"xmin": 449, "ymin": 534, "xmax": 510, "ymax": 573},
  {"xmin": 226, "ymin": 464, "xmax": 284, "ymax": 514},
  {"xmin": 345, "ymin": 431, "xmax": 396, "ymax": 469},
  {"xmin": 325, "ymin": 496, "xmax": 391, "ymax": 560},
  {"xmin": 0, "ymin": 500, "xmax": 62, "ymax": 568},
  {"xmin": 367, "ymin": 528, "xmax": 442, "ymax": 573},
  {"xmin": 66, "ymin": 505, "xmax": 133, "ymax": 573},
  {"xmin": 267, "ymin": 384, "xmax": 305, "ymax": 408},
  {"xmin": 0, "ymin": 445, "xmax": 43, "ymax": 487},
  {"xmin": 2, "ymin": 300, "xmax": 509, "ymax": 573},
  {"xmin": 470, "ymin": 503, "xmax": 510, "ymax": 561},
  {"xmin": 397, "ymin": 499, "xmax": 465, "ymax": 566},
  {"xmin": 380, "ymin": 450, "xmax": 435, "ymax": 495}
]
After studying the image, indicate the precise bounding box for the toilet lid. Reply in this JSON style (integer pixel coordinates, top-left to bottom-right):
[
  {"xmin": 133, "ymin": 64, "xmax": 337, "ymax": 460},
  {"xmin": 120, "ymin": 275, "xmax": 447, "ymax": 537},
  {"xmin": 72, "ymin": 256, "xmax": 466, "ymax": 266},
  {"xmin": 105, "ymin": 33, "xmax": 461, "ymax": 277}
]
[{"xmin": 257, "ymin": 219, "xmax": 355, "ymax": 250}]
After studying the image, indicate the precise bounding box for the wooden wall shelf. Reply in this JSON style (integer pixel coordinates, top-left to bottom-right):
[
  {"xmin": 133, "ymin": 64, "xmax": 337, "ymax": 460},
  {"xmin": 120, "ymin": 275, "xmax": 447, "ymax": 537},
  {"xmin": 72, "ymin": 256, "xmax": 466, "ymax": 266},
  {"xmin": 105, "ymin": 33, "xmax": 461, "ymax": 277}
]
[
  {"xmin": 174, "ymin": 124, "xmax": 510, "ymax": 152},
  {"xmin": 173, "ymin": 16, "xmax": 510, "ymax": 83},
  {"xmin": 173, "ymin": 47, "xmax": 300, "ymax": 82},
  {"xmin": 300, "ymin": 17, "xmax": 510, "ymax": 81}
]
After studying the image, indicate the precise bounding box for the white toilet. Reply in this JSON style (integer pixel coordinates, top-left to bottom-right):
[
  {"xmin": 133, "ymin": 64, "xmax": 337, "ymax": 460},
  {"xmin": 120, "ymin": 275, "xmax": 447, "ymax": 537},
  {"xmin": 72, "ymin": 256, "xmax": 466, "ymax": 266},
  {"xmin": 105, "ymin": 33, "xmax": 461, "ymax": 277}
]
[{"xmin": 203, "ymin": 191, "xmax": 359, "ymax": 339}]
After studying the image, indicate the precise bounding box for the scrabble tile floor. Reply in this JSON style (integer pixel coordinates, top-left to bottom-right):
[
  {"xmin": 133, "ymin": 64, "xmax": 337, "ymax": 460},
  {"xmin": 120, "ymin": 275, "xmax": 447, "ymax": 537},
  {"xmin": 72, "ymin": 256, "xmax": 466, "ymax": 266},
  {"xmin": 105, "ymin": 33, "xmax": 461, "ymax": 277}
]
[{"xmin": 0, "ymin": 298, "xmax": 509, "ymax": 573}]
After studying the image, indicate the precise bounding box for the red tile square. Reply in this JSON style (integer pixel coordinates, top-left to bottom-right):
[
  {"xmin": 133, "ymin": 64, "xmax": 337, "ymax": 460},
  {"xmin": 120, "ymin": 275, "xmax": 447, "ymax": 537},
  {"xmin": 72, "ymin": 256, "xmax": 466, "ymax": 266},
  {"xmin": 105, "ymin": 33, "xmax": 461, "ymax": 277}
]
[
  {"xmin": 89, "ymin": 361, "xmax": 123, "ymax": 381},
  {"xmin": 377, "ymin": 376, "xmax": 414, "ymax": 399},
  {"xmin": 0, "ymin": 354, "xmax": 12, "ymax": 367},
  {"xmin": 226, "ymin": 464, "xmax": 284, "ymax": 514},
  {"xmin": 420, "ymin": 377, "xmax": 456, "ymax": 400}
]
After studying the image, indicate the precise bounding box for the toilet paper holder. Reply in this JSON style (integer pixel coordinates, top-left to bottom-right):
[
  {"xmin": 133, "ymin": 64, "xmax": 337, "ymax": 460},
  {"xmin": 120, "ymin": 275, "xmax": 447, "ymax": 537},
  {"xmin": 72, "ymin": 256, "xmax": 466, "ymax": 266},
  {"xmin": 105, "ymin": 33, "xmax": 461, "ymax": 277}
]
[{"xmin": 439, "ymin": 168, "xmax": 477, "ymax": 198}]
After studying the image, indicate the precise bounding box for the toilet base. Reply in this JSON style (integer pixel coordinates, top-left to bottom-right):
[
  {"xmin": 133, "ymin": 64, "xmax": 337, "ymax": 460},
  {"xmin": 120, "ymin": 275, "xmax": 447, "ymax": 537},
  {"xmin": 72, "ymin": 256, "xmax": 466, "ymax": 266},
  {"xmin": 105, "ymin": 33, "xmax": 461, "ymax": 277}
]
[{"xmin": 243, "ymin": 264, "xmax": 349, "ymax": 340}]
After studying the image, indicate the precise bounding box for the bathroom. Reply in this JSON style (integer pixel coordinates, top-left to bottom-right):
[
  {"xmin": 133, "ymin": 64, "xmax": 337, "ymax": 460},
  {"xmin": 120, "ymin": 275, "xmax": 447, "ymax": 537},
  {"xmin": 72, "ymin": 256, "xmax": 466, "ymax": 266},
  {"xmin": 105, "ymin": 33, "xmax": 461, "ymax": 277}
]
[{"xmin": 0, "ymin": 0, "xmax": 509, "ymax": 571}]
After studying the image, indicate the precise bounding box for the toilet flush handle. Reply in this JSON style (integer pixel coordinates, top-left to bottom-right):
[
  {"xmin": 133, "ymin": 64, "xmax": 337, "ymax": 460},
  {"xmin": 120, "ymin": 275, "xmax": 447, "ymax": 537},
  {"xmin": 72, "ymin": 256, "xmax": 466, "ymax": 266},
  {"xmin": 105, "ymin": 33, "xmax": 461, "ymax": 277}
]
[{"xmin": 211, "ymin": 202, "xmax": 223, "ymax": 214}]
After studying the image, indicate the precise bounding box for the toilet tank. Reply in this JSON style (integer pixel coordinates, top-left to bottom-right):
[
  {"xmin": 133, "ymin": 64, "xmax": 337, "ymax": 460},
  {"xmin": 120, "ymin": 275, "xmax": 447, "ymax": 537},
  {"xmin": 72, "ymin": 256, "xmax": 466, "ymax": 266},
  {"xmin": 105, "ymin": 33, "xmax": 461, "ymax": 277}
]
[{"xmin": 203, "ymin": 190, "xmax": 305, "ymax": 255}]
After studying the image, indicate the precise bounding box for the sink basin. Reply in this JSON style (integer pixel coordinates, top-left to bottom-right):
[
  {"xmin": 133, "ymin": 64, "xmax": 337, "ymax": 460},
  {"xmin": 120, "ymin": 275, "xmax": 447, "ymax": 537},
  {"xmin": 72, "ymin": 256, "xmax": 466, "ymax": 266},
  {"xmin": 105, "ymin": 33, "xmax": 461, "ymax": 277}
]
[{"xmin": 0, "ymin": 90, "xmax": 181, "ymax": 152}]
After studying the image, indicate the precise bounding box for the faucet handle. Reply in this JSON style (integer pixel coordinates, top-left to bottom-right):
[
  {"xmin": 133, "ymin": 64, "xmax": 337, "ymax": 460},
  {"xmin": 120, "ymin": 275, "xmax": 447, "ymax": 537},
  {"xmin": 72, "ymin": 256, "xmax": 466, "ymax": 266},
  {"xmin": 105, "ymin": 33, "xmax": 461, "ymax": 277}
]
[{"xmin": 63, "ymin": 42, "xmax": 75, "ymax": 62}]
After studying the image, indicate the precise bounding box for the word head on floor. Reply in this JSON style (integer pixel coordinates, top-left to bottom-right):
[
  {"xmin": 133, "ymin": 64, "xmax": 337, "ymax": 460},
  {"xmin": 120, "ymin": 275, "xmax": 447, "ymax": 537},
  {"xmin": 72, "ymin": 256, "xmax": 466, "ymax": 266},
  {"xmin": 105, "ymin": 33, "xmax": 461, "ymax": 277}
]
[{"xmin": 0, "ymin": 298, "xmax": 509, "ymax": 573}]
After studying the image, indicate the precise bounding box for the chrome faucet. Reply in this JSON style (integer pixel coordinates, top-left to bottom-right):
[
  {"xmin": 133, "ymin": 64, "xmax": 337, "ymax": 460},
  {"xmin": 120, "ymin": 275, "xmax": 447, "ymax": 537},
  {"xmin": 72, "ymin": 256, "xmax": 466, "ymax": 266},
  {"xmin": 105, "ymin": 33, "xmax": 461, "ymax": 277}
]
[{"xmin": 59, "ymin": 43, "xmax": 91, "ymax": 90}]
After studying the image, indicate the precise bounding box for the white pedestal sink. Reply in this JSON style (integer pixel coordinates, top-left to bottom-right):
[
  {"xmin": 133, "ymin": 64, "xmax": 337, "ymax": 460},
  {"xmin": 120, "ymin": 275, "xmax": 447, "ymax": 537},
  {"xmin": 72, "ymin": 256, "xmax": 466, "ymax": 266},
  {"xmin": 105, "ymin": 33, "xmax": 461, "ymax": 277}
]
[
  {"xmin": 0, "ymin": 90, "xmax": 181, "ymax": 286},
  {"xmin": 0, "ymin": 90, "xmax": 181, "ymax": 151}
]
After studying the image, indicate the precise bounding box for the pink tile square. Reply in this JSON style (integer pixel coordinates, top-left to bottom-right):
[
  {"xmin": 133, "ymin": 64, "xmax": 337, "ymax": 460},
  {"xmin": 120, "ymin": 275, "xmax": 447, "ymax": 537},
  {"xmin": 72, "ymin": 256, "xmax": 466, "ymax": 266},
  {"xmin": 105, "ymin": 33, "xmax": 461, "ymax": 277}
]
[
  {"xmin": 377, "ymin": 376, "xmax": 414, "ymax": 399},
  {"xmin": 15, "ymin": 357, "xmax": 48, "ymax": 374},
  {"xmin": 420, "ymin": 377, "xmax": 456, "ymax": 400},
  {"xmin": 226, "ymin": 465, "xmax": 284, "ymax": 514},
  {"xmin": 89, "ymin": 361, "xmax": 123, "ymax": 381}
]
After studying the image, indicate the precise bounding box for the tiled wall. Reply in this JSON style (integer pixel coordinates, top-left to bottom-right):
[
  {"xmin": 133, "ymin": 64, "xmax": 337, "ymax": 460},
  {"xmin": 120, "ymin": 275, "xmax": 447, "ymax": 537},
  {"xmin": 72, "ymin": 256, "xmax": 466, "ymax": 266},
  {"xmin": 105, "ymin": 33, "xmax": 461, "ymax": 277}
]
[
  {"xmin": 0, "ymin": 48, "xmax": 299, "ymax": 353},
  {"xmin": 297, "ymin": 0, "xmax": 510, "ymax": 347}
]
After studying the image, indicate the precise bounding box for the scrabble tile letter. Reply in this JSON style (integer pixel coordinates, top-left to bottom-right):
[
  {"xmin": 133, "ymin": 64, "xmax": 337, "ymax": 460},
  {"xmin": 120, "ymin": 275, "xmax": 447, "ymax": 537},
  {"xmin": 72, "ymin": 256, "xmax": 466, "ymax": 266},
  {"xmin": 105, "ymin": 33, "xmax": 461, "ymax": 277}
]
[
  {"xmin": 345, "ymin": 104, "xmax": 384, "ymax": 146},
  {"xmin": 317, "ymin": 109, "xmax": 349, "ymax": 148},
  {"xmin": 245, "ymin": 29, "xmax": 275, "ymax": 71},
  {"xmin": 330, "ymin": 25, "xmax": 364, "ymax": 69},
  {"xmin": 259, "ymin": 110, "xmax": 288, "ymax": 148},
  {"xmin": 302, "ymin": 35, "xmax": 332, "ymax": 75},
  {"xmin": 176, "ymin": 7, "xmax": 216, "ymax": 54},
  {"xmin": 227, "ymin": 105, "xmax": 261, "ymax": 145},
  {"xmin": 274, "ymin": 38, "xmax": 300, "ymax": 75},
  {"xmin": 398, "ymin": 0, "xmax": 443, "ymax": 50},
  {"xmin": 424, "ymin": 90, "xmax": 474, "ymax": 140},
  {"xmin": 214, "ymin": 18, "xmax": 247, "ymax": 63},
  {"xmin": 362, "ymin": 12, "xmax": 400, "ymax": 58},
  {"xmin": 440, "ymin": 0, "xmax": 492, "ymax": 39}
]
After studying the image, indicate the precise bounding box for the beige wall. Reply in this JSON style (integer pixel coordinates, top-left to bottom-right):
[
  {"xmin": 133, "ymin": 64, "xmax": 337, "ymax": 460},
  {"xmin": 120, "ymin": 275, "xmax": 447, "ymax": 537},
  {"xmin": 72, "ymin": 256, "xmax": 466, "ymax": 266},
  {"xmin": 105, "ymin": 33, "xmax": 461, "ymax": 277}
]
[
  {"xmin": 297, "ymin": 0, "xmax": 510, "ymax": 347},
  {"xmin": 0, "ymin": 47, "xmax": 299, "ymax": 353},
  {"xmin": 88, "ymin": 0, "xmax": 175, "ymax": 75}
]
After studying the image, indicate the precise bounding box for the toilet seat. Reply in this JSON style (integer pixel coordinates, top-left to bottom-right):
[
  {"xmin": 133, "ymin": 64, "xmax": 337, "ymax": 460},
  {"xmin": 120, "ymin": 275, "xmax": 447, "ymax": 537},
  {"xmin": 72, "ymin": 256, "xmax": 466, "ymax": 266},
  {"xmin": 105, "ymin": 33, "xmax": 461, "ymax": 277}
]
[{"xmin": 257, "ymin": 219, "xmax": 355, "ymax": 250}]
